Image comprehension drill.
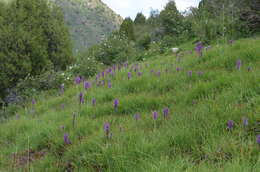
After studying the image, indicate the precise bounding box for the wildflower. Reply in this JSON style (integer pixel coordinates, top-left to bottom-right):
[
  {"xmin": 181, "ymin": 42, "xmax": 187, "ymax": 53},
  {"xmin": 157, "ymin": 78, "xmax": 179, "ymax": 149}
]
[
  {"xmin": 188, "ymin": 71, "xmax": 192, "ymax": 77},
  {"xmin": 137, "ymin": 72, "xmax": 142, "ymax": 76},
  {"xmin": 257, "ymin": 135, "xmax": 260, "ymax": 145},
  {"xmin": 74, "ymin": 76, "xmax": 81, "ymax": 85},
  {"xmin": 108, "ymin": 81, "xmax": 112, "ymax": 88},
  {"xmin": 102, "ymin": 72, "xmax": 105, "ymax": 77},
  {"xmin": 134, "ymin": 114, "xmax": 140, "ymax": 121},
  {"xmin": 236, "ymin": 60, "xmax": 241, "ymax": 70},
  {"xmin": 163, "ymin": 108, "xmax": 169, "ymax": 119},
  {"xmin": 195, "ymin": 42, "xmax": 203, "ymax": 56},
  {"xmin": 128, "ymin": 72, "xmax": 131, "ymax": 80},
  {"xmin": 84, "ymin": 81, "xmax": 91, "ymax": 90},
  {"xmin": 32, "ymin": 99, "xmax": 36, "ymax": 105},
  {"xmin": 229, "ymin": 40, "xmax": 235, "ymax": 44},
  {"xmin": 157, "ymin": 71, "xmax": 161, "ymax": 76},
  {"xmin": 242, "ymin": 117, "xmax": 249, "ymax": 126},
  {"xmin": 227, "ymin": 120, "xmax": 234, "ymax": 130},
  {"xmin": 92, "ymin": 98, "xmax": 96, "ymax": 106},
  {"xmin": 79, "ymin": 92, "xmax": 84, "ymax": 104},
  {"xmin": 197, "ymin": 71, "xmax": 203, "ymax": 76},
  {"xmin": 114, "ymin": 99, "xmax": 119, "ymax": 109},
  {"xmin": 64, "ymin": 133, "xmax": 72, "ymax": 145},
  {"xmin": 104, "ymin": 122, "xmax": 110, "ymax": 137},
  {"xmin": 150, "ymin": 70, "xmax": 154, "ymax": 73},
  {"xmin": 176, "ymin": 67, "xmax": 181, "ymax": 72},
  {"xmin": 153, "ymin": 111, "xmax": 158, "ymax": 120}
]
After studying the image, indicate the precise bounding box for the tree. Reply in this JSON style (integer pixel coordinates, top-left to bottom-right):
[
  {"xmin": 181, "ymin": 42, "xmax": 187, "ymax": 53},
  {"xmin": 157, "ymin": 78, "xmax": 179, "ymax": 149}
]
[
  {"xmin": 119, "ymin": 17, "xmax": 135, "ymax": 41},
  {"xmin": 0, "ymin": 0, "xmax": 73, "ymax": 102},
  {"xmin": 159, "ymin": 1, "xmax": 184, "ymax": 36},
  {"xmin": 134, "ymin": 12, "xmax": 146, "ymax": 25}
]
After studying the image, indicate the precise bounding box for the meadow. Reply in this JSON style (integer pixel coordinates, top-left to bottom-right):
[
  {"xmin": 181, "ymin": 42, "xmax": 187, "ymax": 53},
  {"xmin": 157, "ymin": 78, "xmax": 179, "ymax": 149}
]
[{"xmin": 0, "ymin": 37, "xmax": 259, "ymax": 171}]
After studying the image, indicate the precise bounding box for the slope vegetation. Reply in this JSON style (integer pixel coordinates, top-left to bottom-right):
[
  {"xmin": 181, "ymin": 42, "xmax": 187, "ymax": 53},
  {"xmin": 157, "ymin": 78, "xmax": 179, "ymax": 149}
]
[{"xmin": 0, "ymin": 37, "xmax": 259, "ymax": 171}]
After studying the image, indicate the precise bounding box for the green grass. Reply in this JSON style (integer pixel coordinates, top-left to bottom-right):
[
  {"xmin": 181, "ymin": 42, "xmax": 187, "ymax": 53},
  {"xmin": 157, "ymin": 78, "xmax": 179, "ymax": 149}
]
[{"xmin": 0, "ymin": 37, "xmax": 260, "ymax": 171}]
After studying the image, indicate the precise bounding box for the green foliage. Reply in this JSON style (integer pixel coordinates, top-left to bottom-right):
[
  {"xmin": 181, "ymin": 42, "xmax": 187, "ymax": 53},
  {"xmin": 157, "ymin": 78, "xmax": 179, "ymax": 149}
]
[
  {"xmin": 84, "ymin": 31, "xmax": 137, "ymax": 65},
  {"xmin": 74, "ymin": 48, "xmax": 102, "ymax": 78},
  {"xmin": 190, "ymin": 0, "xmax": 257, "ymax": 42},
  {"xmin": 120, "ymin": 17, "xmax": 135, "ymax": 41},
  {"xmin": 0, "ymin": 0, "xmax": 73, "ymax": 103},
  {"xmin": 159, "ymin": 1, "xmax": 185, "ymax": 36},
  {"xmin": 134, "ymin": 12, "xmax": 146, "ymax": 25}
]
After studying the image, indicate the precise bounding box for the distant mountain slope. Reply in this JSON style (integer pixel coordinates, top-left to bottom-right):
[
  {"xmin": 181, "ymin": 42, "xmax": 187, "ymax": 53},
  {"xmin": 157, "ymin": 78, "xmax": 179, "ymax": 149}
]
[
  {"xmin": 0, "ymin": 0, "xmax": 123, "ymax": 51},
  {"xmin": 51, "ymin": 0, "xmax": 123, "ymax": 52}
]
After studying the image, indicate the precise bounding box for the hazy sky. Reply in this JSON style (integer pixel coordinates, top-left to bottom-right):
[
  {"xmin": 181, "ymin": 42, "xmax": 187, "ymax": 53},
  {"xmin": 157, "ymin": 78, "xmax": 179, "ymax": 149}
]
[{"xmin": 102, "ymin": 0, "xmax": 201, "ymax": 19}]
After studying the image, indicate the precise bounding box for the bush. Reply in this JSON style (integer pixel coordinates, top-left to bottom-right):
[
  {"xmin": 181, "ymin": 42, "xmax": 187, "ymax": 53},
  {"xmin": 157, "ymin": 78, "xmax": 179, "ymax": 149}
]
[
  {"xmin": 94, "ymin": 31, "xmax": 137, "ymax": 65},
  {"xmin": 0, "ymin": 0, "xmax": 73, "ymax": 103},
  {"xmin": 73, "ymin": 48, "xmax": 102, "ymax": 78}
]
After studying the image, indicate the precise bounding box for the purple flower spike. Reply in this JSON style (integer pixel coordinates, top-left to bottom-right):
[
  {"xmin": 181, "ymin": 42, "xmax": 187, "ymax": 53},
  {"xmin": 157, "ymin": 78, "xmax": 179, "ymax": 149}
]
[
  {"xmin": 176, "ymin": 67, "xmax": 181, "ymax": 72},
  {"xmin": 64, "ymin": 133, "xmax": 72, "ymax": 145},
  {"xmin": 195, "ymin": 42, "xmax": 203, "ymax": 56},
  {"xmin": 134, "ymin": 114, "xmax": 140, "ymax": 121},
  {"xmin": 137, "ymin": 72, "xmax": 142, "ymax": 76},
  {"xmin": 188, "ymin": 71, "xmax": 192, "ymax": 77},
  {"xmin": 32, "ymin": 99, "xmax": 36, "ymax": 105},
  {"xmin": 153, "ymin": 111, "xmax": 158, "ymax": 120},
  {"xmin": 75, "ymin": 76, "xmax": 81, "ymax": 85},
  {"xmin": 227, "ymin": 120, "xmax": 234, "ymax": 130},
  {"xmin": 104, "ymin": 122, "xmax": 110, "ymax": 137},
  {"xmin": 163, "ymin": 108, "xmax": 169, "ymax": 118},
  {"xmin": 92, "ymin": 98, "xmax": 96, "ymax": 106},
  {"xmin": 157, "ymin": 71, "xmax": 161, "ymax": 76},
  {"xmin": 229, "ymin": 40, "xmax": 235, "ymax": 44},
  {"xmin": 242, "ymin": 117, "xmax": 249, "ymax": 126},
  {"xmin": 114, "ymin": 99, "xmax": 119, "ymax": 109},
  {"xmin": 108, "ymin": 81, "xmax": 112, "ymax": 88},
  {"xmin": 128, "ymin": 72, "xmax": 131, "ymax": 80},
  {"xmin": 84, "ymin": 81, "xmax": 91, "ymax": 90},
  {"xmin": 79, "ymin": 92, "xmax": 84, "ymax": 104},
  {"xmin": 257, "ymin": 135, "xmax": 260, "ymax": 145},
  {"xmin": 236, "ymin": 60, "xmax": 241, "ymax": 70},
  {"xmin": 197, "ymin": 71, "xmax": 203, "ymax": 76}
]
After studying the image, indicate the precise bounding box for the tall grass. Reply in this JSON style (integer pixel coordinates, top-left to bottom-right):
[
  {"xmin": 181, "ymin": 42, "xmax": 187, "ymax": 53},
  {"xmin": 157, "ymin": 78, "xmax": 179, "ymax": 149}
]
[{"xmin": 0, "ymin": 37, "xmax": 259, "ymax": 171}]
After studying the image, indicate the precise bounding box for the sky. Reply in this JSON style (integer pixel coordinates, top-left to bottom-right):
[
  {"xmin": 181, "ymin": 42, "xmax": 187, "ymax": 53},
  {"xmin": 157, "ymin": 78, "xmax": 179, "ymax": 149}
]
[{"xmin": 102, "ymin": 0, "xmax": 201, "ymax": 19}]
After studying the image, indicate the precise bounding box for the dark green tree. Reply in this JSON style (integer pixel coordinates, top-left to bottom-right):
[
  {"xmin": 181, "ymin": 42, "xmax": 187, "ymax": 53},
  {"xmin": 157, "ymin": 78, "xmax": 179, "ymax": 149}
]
[
  {"xmin": 159, "ymin": 1, "xmax": 184, "ymax": 36},
  {"xmin": 119, "ymin": 17, "xmax": 135, "ymax": 41},
  {"xmin": 0, "ymin": 0, "xmax": 73, "ymax": 102},
  {"xmin": 134, "ymin": 12, "xmax": 146, "ymax": 25}
]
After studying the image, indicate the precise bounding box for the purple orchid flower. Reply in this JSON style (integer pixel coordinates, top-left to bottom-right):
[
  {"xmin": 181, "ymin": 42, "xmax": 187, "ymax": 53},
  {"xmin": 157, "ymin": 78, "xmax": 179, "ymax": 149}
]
[
  {"xmin": 64, "ymin": 133, "xmax": 72, "ymax": 145},
  {"xmin": 128, "ymin": 72, "xmax": 131, "ymax": 80},
  {"xmin": 153, "ymin": 111, "xmax": 158, "ymax": 120},
  {"xmin": 236, "ymin": 60, "xmax": 241, "ymax": 70},
  {"xmin": 257, "ymin": 135, "xmax": 260, "ymax": 145},
  {"xmin": 134, "ymin": 114, "xmax": 140, "ymax": 121},
  {"xmin": 74, "ymin": 76, "xmax": 81, "ymax": 85},
  {"xmin": 227, "ymin": 120, "xmax": 234, "ymax": 130},
  {"xmin": 114, "ymin": 99, "xmax": 119, "ymax": 109},
  {"xmin": 163, "ymin": 108, "xmax": 169, "ymax": 119},
  {"xmin": 79, "ymin": 92, "xmax": 84, "ymax": 104}
]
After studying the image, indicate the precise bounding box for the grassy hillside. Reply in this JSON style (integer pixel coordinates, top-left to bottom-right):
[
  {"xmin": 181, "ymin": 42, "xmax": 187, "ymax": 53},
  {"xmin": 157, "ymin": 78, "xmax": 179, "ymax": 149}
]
[
  {"xmin": 51, "ymin": 0, "xmax": 123, "ymax": 52},
  {"xmin": 0, "ymin": 37, "xmax": 259, "ymax": 171}
]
